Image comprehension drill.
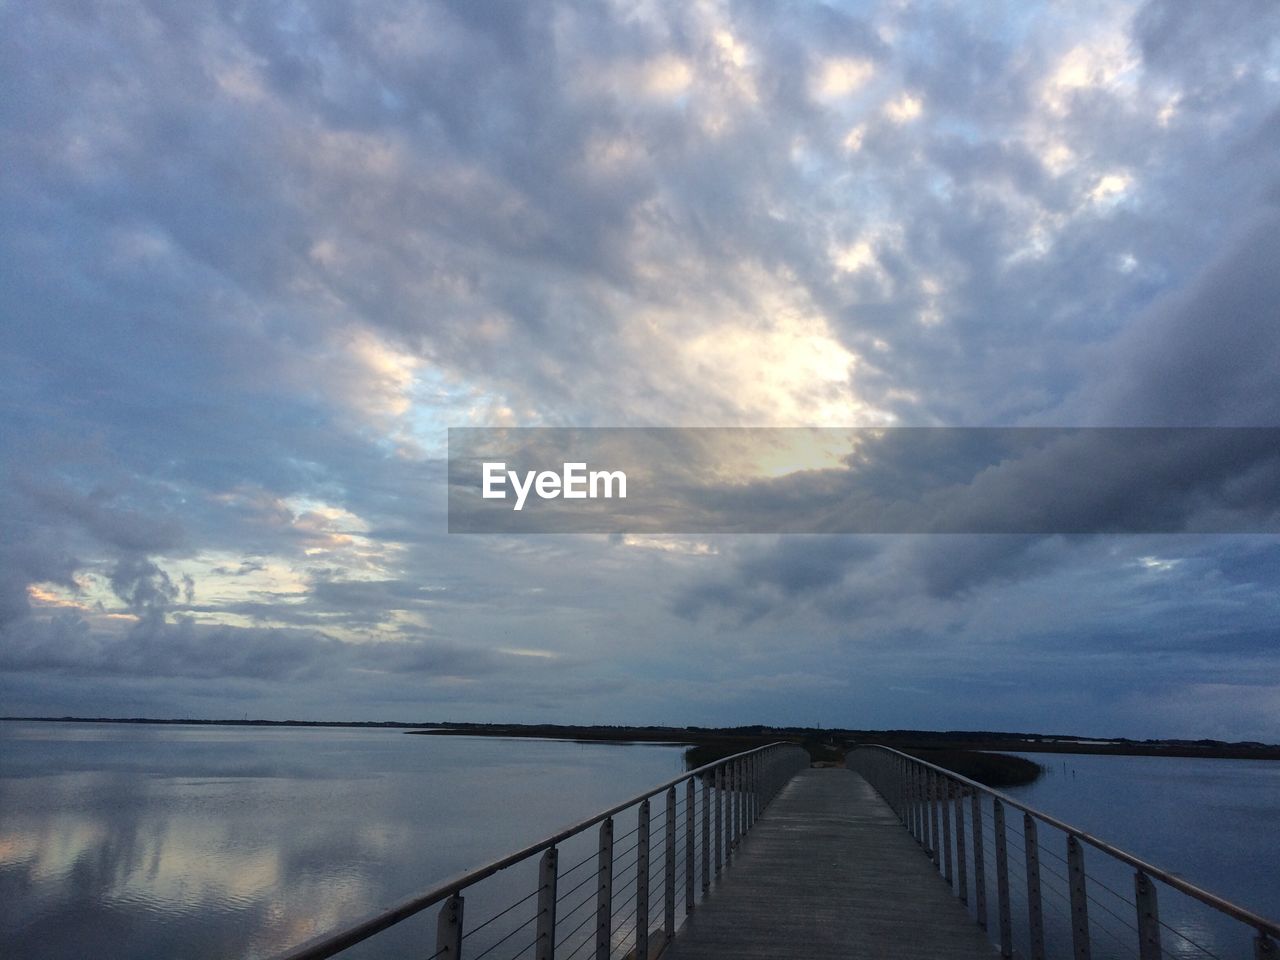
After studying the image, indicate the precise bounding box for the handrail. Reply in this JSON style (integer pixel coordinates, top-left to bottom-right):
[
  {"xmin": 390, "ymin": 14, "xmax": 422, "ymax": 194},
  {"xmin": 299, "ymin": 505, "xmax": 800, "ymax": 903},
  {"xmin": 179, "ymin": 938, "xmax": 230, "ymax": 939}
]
[
  {"xmin": 857, "ymin": 743, "xmax": 1280, "ymax": 938},
  {"xmin": 273, "ymin": 739, "xmax": 806, "ymax": 960}
]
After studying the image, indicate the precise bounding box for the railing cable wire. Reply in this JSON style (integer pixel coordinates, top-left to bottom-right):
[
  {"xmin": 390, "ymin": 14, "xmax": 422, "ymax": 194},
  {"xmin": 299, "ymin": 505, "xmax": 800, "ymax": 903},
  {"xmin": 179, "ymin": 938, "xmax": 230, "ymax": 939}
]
[
  {"xmin": 556, "ymin": 863, "xmax": 603, "ymax": 906},
  {"xmin": 1156, "ymin": 916, "xmax": 1225, "ymax": 960},
  {"xmin": 554, "ymin": 899, "xmax": 600, "ymax": 951},
  {"xmin": 558, "ymin": 847, "xmax": 600, "ymax": 880},
  {"xmin": 468, "ymin": 911, "xmax": 537, "ymax": 960},
  {"xmin": 461, "ymin": 888, "xmax": 540, "ymax": 941}
]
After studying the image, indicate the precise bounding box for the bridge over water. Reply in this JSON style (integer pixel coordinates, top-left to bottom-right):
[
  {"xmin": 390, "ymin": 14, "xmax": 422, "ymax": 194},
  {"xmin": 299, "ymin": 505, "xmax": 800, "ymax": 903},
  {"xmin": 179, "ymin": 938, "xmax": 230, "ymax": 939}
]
[{"xmin": 274, "ymin": 744, "xmax": 1278, "ymax": 960}]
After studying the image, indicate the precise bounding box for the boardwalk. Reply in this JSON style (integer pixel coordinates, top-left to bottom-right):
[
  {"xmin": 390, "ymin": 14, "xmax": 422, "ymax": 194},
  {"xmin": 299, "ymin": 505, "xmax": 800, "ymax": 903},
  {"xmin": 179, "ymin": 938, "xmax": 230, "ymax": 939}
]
[
  {"xmin": 275, "ymin": 744, "xmax": 1279, "ymax": 960},
  {"xmin": 663, "ymin": 767, "xmax": 996, "ymax": 960}
]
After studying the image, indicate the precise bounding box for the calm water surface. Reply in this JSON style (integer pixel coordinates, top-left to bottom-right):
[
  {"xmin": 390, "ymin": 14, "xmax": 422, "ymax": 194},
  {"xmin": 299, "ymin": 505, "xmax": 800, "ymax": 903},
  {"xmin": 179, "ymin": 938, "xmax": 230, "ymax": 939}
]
[
  {"xmin": 990, "ymin": 751, "xmax": 1280, "ymax": 960},
  {"xmin": 0, "ymin": 722, "xmax": 688, "ymax": 959}
]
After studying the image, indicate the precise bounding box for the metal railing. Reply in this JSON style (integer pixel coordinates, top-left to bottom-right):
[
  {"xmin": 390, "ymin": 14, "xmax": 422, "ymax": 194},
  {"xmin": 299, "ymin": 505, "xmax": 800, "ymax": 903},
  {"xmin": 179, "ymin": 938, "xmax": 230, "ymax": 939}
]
[
  {"xmin": 849, "ymin": 745, "xmax": 1280, "ymax": 960},
  {"xmin": 272, "ymin": 741, "xmax": 810, "ymax": 960}
]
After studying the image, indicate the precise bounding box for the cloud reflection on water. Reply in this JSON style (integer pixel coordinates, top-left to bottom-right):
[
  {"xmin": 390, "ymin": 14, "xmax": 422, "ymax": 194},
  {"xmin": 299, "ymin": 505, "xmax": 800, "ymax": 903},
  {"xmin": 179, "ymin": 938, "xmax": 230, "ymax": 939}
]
[{"xmin": 0, "ymin": 722, "xmax": 688, "ymax": 960}]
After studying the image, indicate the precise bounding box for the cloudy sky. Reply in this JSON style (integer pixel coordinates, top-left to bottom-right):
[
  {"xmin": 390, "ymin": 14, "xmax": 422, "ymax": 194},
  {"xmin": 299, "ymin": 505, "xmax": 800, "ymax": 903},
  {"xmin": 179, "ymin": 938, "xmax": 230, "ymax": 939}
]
[{"xmin": 2, "ymin": 0, "xmax": 1278, "ymax": 739}]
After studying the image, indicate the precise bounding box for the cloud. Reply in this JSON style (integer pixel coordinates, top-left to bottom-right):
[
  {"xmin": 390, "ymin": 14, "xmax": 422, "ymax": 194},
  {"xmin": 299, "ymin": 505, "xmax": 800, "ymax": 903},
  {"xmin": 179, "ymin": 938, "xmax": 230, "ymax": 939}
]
[
  {"xmin": 1081, "ymin": 209, "xmax": 1280, "ymax": 426},
  {"xmin": 0, "ymin": 613, "xmax": 498, "ymax": 683},
  {"xmin": 1, "ymin": 0, "xmax": 1278, "ymax": 735},
  {"xmin": 108, "ymin": 556, "xmax": 181, "ymax": 620},
  {"xmin": 674, "ymin": 537, "xmax": 879, "ymax": 622}
]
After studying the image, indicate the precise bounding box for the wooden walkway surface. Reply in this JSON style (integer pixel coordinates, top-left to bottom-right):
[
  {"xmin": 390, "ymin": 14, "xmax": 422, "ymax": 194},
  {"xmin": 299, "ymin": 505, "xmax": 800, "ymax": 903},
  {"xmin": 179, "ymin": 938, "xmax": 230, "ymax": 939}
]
[{"xmin": 663, "ymin": 767, "xmax": 996, "ymax": 960}]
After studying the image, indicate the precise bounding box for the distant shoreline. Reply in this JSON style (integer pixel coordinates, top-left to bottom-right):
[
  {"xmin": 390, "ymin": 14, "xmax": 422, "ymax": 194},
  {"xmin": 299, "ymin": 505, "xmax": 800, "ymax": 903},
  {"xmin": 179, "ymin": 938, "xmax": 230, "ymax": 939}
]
[{"xmin": 5, "ymin": 716, "xmax": 1278, "ymax": 760}]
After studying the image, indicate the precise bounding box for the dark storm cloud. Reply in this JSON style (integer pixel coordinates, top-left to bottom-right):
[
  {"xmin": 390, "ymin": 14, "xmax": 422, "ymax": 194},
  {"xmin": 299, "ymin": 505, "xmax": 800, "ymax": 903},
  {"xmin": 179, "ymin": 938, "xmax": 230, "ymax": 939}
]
[
  {"xmin": 673, "ymin": 534, "xmax": 1060, "ymax": 623},
  {"xmin": 1134, "ymin": 0, "xmax": 1280, "ymax": 95},
  {"xmin": 0, "ymin": 472, "xmax": 187, "ymax": 630},
  {"xmin": 909, "ymin": 535, "xmax": 1056, "ymax": 600},
  {"xmin": 0, "ymin": 529, "xmax": 79, "ymax": 631},
  {"xmin": 672, "ymin": 537, "xmax": 882, "ymax": 623},
  {"xmin": 1083, "ymin": 209, "xmax": 1280, "ymax": 426},
  {"xmin": 108, "ymin": 556, "xmax": 182, "ymax": 619},
  {"xmin": 0, "ymin": 613, "xmax": 498, "ymax": 682},
  {"xmin": 24, "ymin": 480, "xmax": 186, "ymax": 556}
]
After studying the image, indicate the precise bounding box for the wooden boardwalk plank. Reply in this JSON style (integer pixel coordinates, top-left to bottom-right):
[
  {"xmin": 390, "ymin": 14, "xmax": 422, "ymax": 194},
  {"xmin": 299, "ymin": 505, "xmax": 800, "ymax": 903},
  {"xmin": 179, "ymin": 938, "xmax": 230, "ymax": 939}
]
[{"xmin": 662, "ymin": 767, "xmax": 997, "ymax": 959}]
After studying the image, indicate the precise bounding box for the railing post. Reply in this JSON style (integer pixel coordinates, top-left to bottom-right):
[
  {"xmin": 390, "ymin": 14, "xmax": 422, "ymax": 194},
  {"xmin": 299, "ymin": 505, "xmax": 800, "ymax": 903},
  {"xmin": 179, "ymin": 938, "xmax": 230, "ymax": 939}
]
[
  {"xmin": 637, "ymin": 800, "xmax": 650, "ymax": 960},
  {"xmin": 537, "ymin": 847, "xmax": 558, "ymax": 960},
  {"xmin": 665, "ymin": 788, "xmax": 676, "ymax": 941},
  {"xmin": 911, "ymin": 761, "xmax": 921, "ymax": 840},
  {"xmin": 596, "ymin": 817, "xmax": 613, "ymax": 960},
  {"xmin": 955, "ymin": 783, "xmax": 968, "ymax": 905},
  {"xmin": 714, "ymin": 766, "xmax": 723, "ymax": 874},
  {"xmin": 921, "ymin": 765, "xmax": 930, "ymax": 847},
  {"xmin": 1258, "ymin": 933, "xmax": 1277, "ymax": 960},
  {"xmin": 747, "ymin": 752, "xmax": 757, "ymax": 814},
  {"xmin": 685, "ymin": 778, "xmax": 696, "ymax": 912},
  {"xmin": 1025, "ymin": 814, "xmax": 1045, "ymax": 960},
  {"xmin": 926, "ymin": 767, "xmax": 936, "ymax": 856},
  {"xmin": 902, "ymin": 758, "xmax": 912, "ymax": 834},
  {"xmin": 747, "ymin": 752, "xmax": 757, "ymax": 819},
  {"xmin": 942, "ymin": 776, "xmax": 954, "ymax": 887},
  {"xmin": 972, "ymin": 789, "xmax": 987, "ymax": 930},
  {"xmin": 737, "ymin": 760, "xmax": 745, "ymax": 852},
  {"xmin": 911, "ymin": 764, "xmax": 920, "ymax": 843},
  {"xmin": 899, "ymin": 756, "xmax": 908, "ymax": 823},
  {"xmin": 730, "ymin": 760, "xmax": 739, "ymax": 852},
  {"xmin": 901, "ymin": 758, "xmax": 909, "ymax": 835},
  {"xmin": 436, "ymin": 893, "xmax": 464, "ymax": 959},
  {"xmin": 930, "ymin": 770, "xmax": 942, "ymax": 867},
  {"xmin": 763, "ymin": 749, "xmax": 771, "ymax": 805},
  {"xmin": 891, "ymin": 755, "xmax": 899, "ymax": 816},
  {"xmin": 889, "ymin": 754, "xmax": 899, "ymax": 818},
  {"xmin": 727, "ymin": 762, "xmax": 737, "ymax": 860},
  {"xmin": 1067, "ymin": 833, "xmax": 1092, "ymax": 960},
  {"xmin": 736, "ymin": 758, "xmax": 744, "ymax": 843},
  {"xmin": 728, "ymin": 760, "xmax": 737, "ymax": 856},
  {"xmin": 915, "ymin": 761, "xmax": 923, "ymax": 839},
  {"xmin": 1134, "ymin": 871, "xmax": 1162, "ymax": 960},
  {"xmin": 762, "ymin": 748, "xmax": 770, "ymax": 804},
  {"xmin": 994, "ymin": 798, "xmax": 1012, "ymax": 958},
  {"xmin": 701, "ymin": 776, "xmax": 711, "ymax": 893}
]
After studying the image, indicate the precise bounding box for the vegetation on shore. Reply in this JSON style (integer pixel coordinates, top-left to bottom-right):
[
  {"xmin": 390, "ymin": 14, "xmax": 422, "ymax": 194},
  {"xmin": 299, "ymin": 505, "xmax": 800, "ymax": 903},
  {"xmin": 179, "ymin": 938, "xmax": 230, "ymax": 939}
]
[
  {"xmin": 894, "ymin": 748, "xmax": 1044, "ymax": 787},
  {"xmin": 400, "ymin": 722, "xmax": 1280, "ymax": 762}
]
